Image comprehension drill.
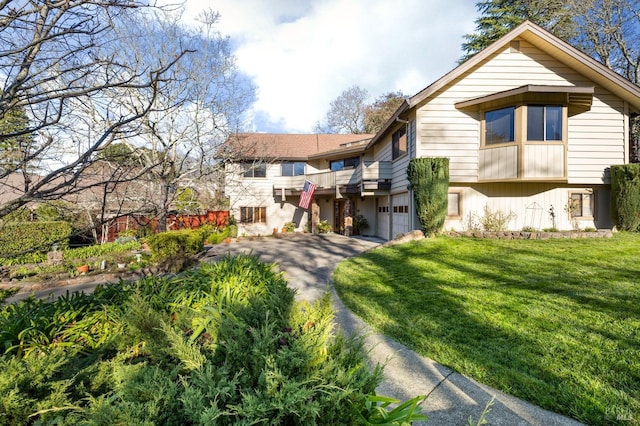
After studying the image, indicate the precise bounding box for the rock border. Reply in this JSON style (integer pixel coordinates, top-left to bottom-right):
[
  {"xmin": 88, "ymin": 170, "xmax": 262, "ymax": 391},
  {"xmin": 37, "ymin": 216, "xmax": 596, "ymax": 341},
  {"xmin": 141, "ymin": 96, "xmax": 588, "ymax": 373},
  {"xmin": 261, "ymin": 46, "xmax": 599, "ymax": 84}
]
[{"xmin": 444, "ymin": 230, "xmax": 613, "ymax": 240}]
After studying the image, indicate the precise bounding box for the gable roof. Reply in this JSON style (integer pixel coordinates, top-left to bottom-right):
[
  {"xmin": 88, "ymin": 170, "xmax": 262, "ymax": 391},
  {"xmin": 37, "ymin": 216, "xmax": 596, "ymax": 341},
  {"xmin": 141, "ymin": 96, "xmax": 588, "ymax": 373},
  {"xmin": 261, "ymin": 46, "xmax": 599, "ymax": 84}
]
[
  {"xmin": 412, "ymin": 20, "xmax": 640, "ymax": 110},
  {"xmin": 368, "ymin": 20, "xmax": 640, "ymax": 148},
  {"xmin": 224, "ymin": 133, "xmax": 374, "ymax": 161}
]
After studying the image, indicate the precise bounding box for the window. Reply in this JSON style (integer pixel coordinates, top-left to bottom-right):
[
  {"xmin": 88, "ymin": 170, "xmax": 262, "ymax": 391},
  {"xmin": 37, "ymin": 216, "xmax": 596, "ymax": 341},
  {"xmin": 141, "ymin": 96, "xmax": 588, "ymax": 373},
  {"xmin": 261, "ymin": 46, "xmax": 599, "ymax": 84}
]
[
  {"xmin": 330, "ymin": 156, "xmax": 360, "ymax": 171},
  {"xmin": 242, "ymin": 162, "xmax": 266, "ymax": 178},
  {"xmin": 527, "ymin": 105, "xmax": 562, "ymax": 141},
  {"xmin": 240, "ymin": 207, "xmax": 267, "ymax": 224},
  {"xmin": 569, "ymin": 193, "xmax": 593, "ymax": 218},
  {"xmin": 281, "ymin": 161, "xmax": 305, "ymax": 176},
  {"xmin": 485, "ymin": 107, "xmax": 515, "ymax": 144},
  {"xmin": 392, "ymin": 127, "xmax": 407, "ymax": 159},
  {"xmin": 447, "ymin": 192, "xmax": 461, "ymax": 217}
]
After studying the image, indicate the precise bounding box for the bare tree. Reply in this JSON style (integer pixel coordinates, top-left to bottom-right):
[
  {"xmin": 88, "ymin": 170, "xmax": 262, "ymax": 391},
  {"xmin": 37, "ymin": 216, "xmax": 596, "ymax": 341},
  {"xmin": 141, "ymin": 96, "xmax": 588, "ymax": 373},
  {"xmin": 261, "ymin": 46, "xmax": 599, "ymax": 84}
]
[
  {"xmin": 363, "ymin": 91, "xmax": 406, "ymax": 134},
  {"xmin": 0, "ymin": 0, "xmax": 188, "ymax": 219},
  {"xmin": 314, "ymin": 86, "xmax": 369, "ymax": 134},
  {"xmin": 114, "ymin": 10, "xmax": 256, "ymax": 232},
  {"xmin": 570, "ymin": 0, "xmax": 640, "ymax": 160}
]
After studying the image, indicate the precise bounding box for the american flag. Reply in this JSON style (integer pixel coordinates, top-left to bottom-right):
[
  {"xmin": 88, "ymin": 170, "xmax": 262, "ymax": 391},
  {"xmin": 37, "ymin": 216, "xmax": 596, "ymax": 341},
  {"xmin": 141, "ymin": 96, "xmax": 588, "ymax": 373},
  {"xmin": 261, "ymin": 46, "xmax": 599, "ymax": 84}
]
[{"xmin": 298, "ymin": 180, "xmax": 316, "ymax": 209}]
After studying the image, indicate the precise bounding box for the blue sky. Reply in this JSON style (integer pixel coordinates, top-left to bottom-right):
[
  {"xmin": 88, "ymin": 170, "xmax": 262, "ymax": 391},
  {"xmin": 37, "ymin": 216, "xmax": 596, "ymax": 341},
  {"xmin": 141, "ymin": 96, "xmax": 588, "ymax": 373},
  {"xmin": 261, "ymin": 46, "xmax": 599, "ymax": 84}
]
[{"xmin": 172, "ymin": 0, "xmax": 479, "ymax": 133}]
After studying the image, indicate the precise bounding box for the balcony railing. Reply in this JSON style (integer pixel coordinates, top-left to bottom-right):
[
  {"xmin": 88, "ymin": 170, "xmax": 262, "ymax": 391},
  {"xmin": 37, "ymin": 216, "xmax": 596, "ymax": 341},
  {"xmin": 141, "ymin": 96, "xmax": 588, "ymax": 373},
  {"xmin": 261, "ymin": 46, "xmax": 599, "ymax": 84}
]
[{"xmin": 273, "ymin": 161, "xmax": 392, "ymax": 194}]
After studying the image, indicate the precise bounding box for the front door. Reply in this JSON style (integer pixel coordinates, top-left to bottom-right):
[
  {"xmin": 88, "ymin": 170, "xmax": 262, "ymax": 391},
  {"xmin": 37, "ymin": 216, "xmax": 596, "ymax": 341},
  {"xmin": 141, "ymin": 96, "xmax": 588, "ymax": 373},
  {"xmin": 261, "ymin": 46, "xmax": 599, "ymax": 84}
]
[{"xmin": 334, "ymin": 200, "xmax": 344, "ymax": 233}]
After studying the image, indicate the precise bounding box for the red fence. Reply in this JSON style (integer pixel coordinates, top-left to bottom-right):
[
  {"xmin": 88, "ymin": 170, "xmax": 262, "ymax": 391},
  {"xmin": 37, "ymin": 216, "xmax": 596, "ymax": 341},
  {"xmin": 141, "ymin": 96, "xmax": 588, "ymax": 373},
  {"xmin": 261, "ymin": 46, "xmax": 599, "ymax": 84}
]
[{"xmin": 101, "ymin": 210, "xmax": 230, "ymax": 243}]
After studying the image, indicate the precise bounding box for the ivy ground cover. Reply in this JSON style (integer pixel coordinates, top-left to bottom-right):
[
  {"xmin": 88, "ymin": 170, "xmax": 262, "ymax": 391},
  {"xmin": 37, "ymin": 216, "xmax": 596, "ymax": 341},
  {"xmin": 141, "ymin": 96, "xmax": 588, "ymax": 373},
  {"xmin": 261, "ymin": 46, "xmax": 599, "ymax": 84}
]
[{"xmin": 334, "ymin": 233, "xmax": 640, "ymax": 426}]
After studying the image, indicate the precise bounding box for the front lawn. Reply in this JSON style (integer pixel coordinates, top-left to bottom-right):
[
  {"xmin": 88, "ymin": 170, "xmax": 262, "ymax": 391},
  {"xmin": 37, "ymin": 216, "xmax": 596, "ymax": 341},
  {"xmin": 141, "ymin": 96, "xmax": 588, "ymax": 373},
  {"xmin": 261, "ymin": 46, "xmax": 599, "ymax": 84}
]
[{"xmin": 334, "ymin": 233, "xmax": 640, "ymax": 426}]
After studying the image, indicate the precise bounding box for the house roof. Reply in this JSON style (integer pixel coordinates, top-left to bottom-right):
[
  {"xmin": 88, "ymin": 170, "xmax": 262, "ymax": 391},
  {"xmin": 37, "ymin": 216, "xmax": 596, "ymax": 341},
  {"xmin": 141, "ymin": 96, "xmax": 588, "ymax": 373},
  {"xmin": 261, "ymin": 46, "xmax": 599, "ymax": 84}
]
[
  {"xmin": 224, "ymin": 133, "xmax": 374, "ymax": 161},
  {"xmin": 367, "ymin": 20, "xmax": 640, "ymax": 148}
]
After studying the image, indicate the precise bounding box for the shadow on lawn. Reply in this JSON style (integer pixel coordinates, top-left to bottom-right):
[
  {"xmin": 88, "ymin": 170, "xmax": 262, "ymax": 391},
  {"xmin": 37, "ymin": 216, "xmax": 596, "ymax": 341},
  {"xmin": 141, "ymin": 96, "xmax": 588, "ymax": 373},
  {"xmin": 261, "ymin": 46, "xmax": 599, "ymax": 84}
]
[{"xmin": 335, "ymin": 237, "xmax": 640, "ymax": 426}]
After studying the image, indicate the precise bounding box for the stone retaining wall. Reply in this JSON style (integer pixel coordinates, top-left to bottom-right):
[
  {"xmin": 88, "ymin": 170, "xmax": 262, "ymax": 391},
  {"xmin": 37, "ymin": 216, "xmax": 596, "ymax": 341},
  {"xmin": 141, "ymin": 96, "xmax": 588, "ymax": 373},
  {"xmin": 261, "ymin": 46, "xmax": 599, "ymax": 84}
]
[{"xmin": 444, "ymin": 230, "xmax": 613, "ymax": 240}]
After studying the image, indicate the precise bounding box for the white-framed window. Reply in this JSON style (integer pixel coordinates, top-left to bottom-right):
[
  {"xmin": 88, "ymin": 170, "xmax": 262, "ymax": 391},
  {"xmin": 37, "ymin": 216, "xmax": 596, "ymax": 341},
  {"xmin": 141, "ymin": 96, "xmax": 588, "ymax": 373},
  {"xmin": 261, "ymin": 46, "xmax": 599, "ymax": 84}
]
[
  {"xmin": 242, "ymin": 162, "xmax": 266, "ymax": 178},
  {"xmin": 281, "ymin": 161, "xmax": 305, "ymax": 176},
  {"xmin": 568, "ymin": 192, "xmax": 594, "ymax": 218},
  {"xmin": 240, "ymin": 206, "xmax": 266, "ymax": 223}
]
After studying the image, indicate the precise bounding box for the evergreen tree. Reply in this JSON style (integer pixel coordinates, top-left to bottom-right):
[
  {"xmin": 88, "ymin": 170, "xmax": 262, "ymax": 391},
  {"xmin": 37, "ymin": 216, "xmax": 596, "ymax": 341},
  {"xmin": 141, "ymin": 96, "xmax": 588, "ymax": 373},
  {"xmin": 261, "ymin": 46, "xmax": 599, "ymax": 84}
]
[
  {"xmin": 0, "ymin": 104, "xmax": 33, "ymax": 174},
  {"xmin": 460, "ymin": 0, "xmax": 576, "ymax": 62}
]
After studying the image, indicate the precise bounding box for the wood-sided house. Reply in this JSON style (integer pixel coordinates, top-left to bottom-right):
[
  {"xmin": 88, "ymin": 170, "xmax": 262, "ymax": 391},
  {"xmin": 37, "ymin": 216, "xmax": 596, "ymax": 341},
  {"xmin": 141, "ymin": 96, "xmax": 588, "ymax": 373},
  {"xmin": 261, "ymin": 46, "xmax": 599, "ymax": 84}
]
[{"xmin": 224, "ymin": 21, "xmax": 640, "ymax": 239}]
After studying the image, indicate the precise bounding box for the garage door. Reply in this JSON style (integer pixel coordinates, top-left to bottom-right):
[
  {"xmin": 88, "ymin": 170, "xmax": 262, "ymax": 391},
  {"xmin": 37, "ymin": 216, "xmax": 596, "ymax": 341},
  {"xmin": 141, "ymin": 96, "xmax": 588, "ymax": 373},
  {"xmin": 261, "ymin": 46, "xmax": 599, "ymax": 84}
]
[
  {"xmin": 376, "ymin": 197, "xmax": 389, "ymax": 240},
  {"xmin": 392, "ymin": 193, "xmax": 409, "ymax": 238}
]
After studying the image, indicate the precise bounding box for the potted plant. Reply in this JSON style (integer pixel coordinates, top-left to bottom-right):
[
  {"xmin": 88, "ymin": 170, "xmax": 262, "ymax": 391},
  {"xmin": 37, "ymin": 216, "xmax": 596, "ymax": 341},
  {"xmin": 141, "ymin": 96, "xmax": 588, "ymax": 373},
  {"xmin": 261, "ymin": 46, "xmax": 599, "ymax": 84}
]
[
  {"xmin": 113, "ymin": 253, "xmax": 131, "ymax": 269},
  {"xmin": 76, "ymin": 264, "xmax": 89, "ymax": 274},
  {"xmin": 353, "ymin": 214, "xmax": 369, "ymax": 235}
]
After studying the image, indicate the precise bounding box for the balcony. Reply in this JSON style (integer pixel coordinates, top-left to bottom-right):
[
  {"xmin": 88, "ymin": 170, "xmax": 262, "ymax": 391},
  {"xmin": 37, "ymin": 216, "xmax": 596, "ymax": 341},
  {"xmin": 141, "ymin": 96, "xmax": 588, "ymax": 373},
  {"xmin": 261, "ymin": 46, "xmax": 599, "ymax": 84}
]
[{"xmin": 273, "ymin": 161, "xmax": 392, "ymax": 197}]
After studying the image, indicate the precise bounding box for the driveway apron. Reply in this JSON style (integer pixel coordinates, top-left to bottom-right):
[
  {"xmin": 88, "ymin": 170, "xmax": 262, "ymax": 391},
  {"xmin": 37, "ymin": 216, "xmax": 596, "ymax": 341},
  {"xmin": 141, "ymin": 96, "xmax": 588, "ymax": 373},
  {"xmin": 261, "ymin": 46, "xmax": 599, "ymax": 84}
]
[{"xmin": 204, "ymin": 234, "xmax": 583, "ymax": 426}]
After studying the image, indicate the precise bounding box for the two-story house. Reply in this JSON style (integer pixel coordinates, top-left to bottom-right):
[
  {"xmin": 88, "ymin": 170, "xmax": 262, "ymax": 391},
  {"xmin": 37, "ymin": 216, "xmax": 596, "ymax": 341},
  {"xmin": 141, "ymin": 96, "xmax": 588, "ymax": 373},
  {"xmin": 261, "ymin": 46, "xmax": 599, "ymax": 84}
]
[{"xmin": 225, "ymin": 21, "xmax": 640, "ymax": 239}]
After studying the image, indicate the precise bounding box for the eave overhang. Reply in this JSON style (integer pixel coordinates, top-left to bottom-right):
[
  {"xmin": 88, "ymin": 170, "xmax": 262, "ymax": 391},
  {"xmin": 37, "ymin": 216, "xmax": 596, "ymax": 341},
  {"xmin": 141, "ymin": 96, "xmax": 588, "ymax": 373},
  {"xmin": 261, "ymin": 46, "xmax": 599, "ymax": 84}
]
[{"xmin": 455, "ymin": 85, "xmax": 595, "ymax": 115}]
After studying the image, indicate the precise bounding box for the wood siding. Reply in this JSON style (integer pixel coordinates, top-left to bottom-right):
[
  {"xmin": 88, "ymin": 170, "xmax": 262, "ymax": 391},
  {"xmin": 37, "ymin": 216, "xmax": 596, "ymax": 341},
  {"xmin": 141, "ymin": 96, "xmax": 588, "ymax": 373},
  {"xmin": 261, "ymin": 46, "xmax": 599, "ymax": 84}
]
[
  {"xmin": 416, "ymin": 39, "xmax": 627, "ymax": 185},
  {"xmin": 523, "ymin": 144, "xmax": 565, "ymax": 178},
  {"xmin": 479, "ymin": 145, "xmax": 518, "ymax": 180},
  {"xmin": 442, "ymin": 183, "xmax": 611, "ymax": 231}
]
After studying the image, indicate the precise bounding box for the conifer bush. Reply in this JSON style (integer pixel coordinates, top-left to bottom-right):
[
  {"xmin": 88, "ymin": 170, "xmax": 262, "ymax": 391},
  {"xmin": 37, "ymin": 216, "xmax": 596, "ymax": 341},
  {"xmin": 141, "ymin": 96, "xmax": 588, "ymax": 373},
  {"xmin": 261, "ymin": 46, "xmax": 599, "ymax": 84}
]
[
  {"xmin": 611, "ymin": 164, "xmax": 640, "ymax": 231},
  {"xmin": 407, "ymin": 157, "xmax": 450, "ymax": 236},
  {"xmin": 0, "ymin": 255, "xmax": 384, "ymax": 425}
]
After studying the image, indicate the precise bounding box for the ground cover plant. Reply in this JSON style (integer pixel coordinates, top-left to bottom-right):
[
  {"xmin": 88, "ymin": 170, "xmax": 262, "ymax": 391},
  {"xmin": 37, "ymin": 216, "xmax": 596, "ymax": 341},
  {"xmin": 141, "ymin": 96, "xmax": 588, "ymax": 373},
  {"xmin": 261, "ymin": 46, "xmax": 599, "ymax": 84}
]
[
  {"xmin": 334, "ymin": 233, "xmax": 640, "ymax": 426},
  {"xmin": 0, "ymin": 254, "xmax": 393, "ymax": 425}
]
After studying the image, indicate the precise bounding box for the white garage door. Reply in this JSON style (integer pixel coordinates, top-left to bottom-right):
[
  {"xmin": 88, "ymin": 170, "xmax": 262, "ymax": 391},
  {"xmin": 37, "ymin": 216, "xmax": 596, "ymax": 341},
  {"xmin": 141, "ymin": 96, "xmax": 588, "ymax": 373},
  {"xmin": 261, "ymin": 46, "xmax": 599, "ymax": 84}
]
[
  {"xmin": 376, "ymin": 197, "xmax": 389, "ymax": 240},
  {"xmin": 392, "ymin": 193, "xmax": 409, "ymax": 238}
]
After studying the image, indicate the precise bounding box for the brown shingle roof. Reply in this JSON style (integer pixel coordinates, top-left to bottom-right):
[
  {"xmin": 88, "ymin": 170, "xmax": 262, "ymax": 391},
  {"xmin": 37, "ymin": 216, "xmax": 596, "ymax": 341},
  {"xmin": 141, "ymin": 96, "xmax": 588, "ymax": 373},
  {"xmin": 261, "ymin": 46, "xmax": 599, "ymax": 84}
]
[{"xmin": 225, "ymin": 133, "xmax": 374, "ymax": 161}]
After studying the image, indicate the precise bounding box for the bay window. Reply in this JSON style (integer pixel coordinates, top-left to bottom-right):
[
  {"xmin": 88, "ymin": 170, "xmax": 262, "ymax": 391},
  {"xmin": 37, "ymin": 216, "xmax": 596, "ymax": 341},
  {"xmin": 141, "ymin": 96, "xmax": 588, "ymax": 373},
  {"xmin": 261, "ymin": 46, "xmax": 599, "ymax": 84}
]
[
  {"xmin": 527, "ymin": 105, "xmax": 562, "ymax": 141},
  {"xmin": 485, "ymin": 107, "xmax": 515, "ymax": 144}
]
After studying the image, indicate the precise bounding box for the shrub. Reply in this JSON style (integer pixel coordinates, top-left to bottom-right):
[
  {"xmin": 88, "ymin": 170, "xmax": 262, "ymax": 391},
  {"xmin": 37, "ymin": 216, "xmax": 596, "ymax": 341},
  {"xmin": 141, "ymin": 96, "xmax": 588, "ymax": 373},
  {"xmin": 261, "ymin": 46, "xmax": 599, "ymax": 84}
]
[
  {"xmin": 611, "ymin": 164, "xmax": 640, "ymax": 231},
  {"xmin": 0, "ymin": 256, "xmax": 387, "ymax": 425},
  {"xmin": 353, "ymin": 214, "xmax": 368, "ymax": 231},
  {"xmin": 407, "ymin": 158, "xmax": 449, "ymax": 236},
  {"xmin": 480, "ymin": 206, "xmax": 516, "ymax": 231},
  {"xmin": 0, "ymin": 221, "xmax": 72, "ymax": 258},
  {"xmin": 206, "ymin": 227, "xmax": 230, "ymax": 245},
  {"xmin": 146, "ymin": 228, "xmax": 206, "ymax": 272},
  {"xmin": 227, "ymin": 223, "xmax": 238, "ymax": 238},
  {"xmin": 317, "ymin": 220, "xmax": 332, "ymax": 233},
  {"xmin": 283, "ymin": 221, "xmax": 296, "ymax": 232}
]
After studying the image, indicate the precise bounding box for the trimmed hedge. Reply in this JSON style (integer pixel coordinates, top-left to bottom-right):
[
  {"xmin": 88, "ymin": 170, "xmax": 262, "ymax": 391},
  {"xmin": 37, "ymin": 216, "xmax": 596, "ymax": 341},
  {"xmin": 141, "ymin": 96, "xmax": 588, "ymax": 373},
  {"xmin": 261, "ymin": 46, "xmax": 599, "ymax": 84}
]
[
  {"xmin": 611, "ymin": 164, "xmax": 640, "ymax": 231},
  {"xmin": 407, "ymin": 157, "xmax": 450, "ymax": 236},
  {"xmin": 0, "ymin": 221, "xmax": 72, "ymax": 258}
]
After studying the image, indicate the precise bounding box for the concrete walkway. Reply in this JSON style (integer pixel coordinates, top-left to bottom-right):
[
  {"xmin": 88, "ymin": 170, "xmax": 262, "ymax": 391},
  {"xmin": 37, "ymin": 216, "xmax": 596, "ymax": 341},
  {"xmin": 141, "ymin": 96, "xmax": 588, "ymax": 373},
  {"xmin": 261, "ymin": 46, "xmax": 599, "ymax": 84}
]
[{"xmin": 204, "ymin": 233, "xmax": 583, "ymax": 426}]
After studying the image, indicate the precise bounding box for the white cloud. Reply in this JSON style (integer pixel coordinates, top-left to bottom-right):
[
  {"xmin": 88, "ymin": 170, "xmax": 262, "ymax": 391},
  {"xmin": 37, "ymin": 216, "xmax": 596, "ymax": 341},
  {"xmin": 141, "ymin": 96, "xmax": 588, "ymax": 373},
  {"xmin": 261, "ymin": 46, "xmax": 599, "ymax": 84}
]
[{"xmin": 173, "ymin": 0, "xmax": 478, "ymax": 133}]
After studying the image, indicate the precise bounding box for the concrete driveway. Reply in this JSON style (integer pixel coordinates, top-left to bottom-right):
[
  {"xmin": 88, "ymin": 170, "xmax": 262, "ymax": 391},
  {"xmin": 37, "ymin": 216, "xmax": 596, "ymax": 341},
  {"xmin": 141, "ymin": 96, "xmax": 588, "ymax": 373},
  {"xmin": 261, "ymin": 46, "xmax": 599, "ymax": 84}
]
[{"xmin": 203, "ymin": 233, "xmax": 383, "ymax": 301}]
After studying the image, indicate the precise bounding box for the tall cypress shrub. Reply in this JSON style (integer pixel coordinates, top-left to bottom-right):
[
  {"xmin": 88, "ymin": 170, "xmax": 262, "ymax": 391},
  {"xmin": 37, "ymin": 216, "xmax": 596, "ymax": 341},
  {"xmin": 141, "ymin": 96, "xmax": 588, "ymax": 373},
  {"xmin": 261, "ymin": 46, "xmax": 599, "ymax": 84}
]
[
  {"xmin": 610, "ymin": 164, "xmax": 640, "ymax": 231},
  {"xmin": 407, "ymin": 158, "xmax": 450, "ymax": 236}
]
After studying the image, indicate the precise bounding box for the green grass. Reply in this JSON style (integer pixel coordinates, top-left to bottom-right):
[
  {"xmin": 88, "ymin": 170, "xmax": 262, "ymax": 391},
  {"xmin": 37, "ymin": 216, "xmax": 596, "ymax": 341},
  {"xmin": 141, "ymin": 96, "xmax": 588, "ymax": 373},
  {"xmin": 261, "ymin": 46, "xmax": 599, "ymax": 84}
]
[{"xmin": 334, "ymin": 233, "xmax": 640, "ymax": 426}]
